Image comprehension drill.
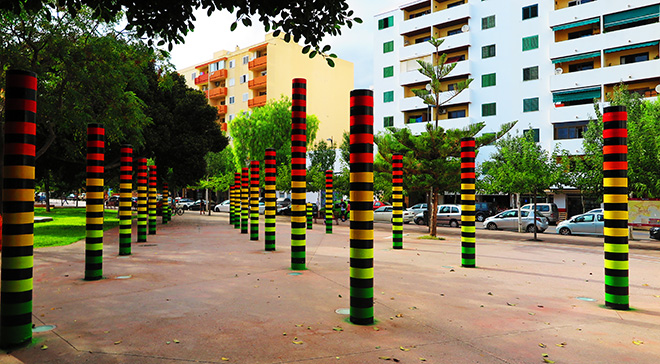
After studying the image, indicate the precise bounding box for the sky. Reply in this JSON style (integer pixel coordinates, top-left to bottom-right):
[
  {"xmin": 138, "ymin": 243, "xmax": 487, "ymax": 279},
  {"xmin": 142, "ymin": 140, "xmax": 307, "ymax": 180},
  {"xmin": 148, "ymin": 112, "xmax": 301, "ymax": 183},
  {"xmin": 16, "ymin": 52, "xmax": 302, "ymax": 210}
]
[{"xmin": 167, "ymin": 0, "xmax": 402, "ymax": 89}]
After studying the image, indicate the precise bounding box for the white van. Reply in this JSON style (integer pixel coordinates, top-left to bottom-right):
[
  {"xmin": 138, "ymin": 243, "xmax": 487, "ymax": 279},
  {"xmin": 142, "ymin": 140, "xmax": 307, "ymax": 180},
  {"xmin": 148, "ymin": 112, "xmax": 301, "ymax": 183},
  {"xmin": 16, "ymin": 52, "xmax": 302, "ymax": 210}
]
[{"xmin": 521, "ymin": 203, "xmax": 559, "ymax": 224}]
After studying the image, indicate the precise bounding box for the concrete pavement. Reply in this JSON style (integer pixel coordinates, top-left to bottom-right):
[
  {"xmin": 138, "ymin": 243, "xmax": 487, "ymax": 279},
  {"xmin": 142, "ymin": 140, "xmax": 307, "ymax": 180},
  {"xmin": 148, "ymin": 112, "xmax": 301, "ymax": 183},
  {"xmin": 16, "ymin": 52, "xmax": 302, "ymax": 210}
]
[{"xmin": 2, "ymin": 212, "xmax": 660, "ymax": 363}]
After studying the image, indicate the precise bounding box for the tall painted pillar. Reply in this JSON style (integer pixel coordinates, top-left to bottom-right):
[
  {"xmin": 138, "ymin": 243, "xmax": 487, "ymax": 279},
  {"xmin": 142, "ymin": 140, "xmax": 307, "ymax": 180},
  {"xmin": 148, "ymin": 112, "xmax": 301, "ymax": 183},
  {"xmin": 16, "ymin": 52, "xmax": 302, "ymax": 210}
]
[
  {"xmin": 306, "ymin": 203, "xmax": 313, "ymax": 229},
  {"xmin": 1, "ymin": 70, "xmax": 37, "ymax": 347},
  {"xmin": 241, "ymin": 167, "xmax": 249, "ymax": 234},
  {"xmin": 229, "ymin": 183, "xmax": 235, "ymax": 225},
  {"xmin": 137, "ymin": 158, "xmax": 148, "ymax": 242},
  {"xmin": 349, "ymin": 89, "xmax": 374, "ymax": 325},
  {"xmin": 233, "ymin": 172, "xmax": 241, "ymax": 229},
  {"xmin": 162, "ymin": 182, "xmax": 170, "ymax": 224},
  {"xmin": 461, "ymin": 137, "xmax": 476, "ymax": 267},
  {"xmin": 250, "ymin": 161, "xmax": 260, "ymax": 241},
  {"xmin": 291, "ymin": 78, "xmax": 307, "ymax": 270},
  {"xmin": 148, "ymin": 165, "xmax": 157, "ymax": 235},
  {"xmin": 119, "ymin": 144, "xmax": 133, "ymax": 255},
  {"xmin": 85, "ymin": 123, "xmax": 105, "ymax": 281},
  {"xmin": 392, "ymin": 153, "xmax": 403, "ymax": 249},
  {"xmin": 265, "ymin": 148, "xmax": 277, "ymax": 251},
  {"xmin": 603, "ymin": 105, "xmax": 629, "ymax": 310},
  {"xmin": 325, "ymin": 170, "xmax": 333, "ymax": 234}
]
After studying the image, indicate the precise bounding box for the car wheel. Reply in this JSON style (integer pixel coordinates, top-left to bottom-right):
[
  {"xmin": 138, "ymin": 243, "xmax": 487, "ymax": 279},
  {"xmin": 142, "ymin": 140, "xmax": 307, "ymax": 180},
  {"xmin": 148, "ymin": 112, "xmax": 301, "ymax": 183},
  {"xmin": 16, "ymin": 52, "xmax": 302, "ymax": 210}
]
[
  {"xmin": 475, "ymin": 213, "xmax": 486, "ymax": 222},
  {"xmin": 415, "ymin": 217, "xmax": 425, "ymax": 225},
  {"xmin": 559, "ymin": 227, "xmax": 571, "ymax": 235},
  {"xmin": 449, "ymin": 220, "xmax": 459, "ymax": 228},
  {"xmin": 526, "ymin": 224, "xmax": 537, "ymax": 233},
  {"xmin": 486, "ymin": 222, "xmax": 497, "ymax": 230}
]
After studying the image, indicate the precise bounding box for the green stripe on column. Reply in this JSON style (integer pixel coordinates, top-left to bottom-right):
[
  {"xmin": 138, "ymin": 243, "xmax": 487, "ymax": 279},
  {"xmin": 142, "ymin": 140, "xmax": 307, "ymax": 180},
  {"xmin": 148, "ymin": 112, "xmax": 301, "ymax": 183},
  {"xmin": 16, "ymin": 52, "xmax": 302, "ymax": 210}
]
[
  {"xmin": 349, "ymin": 89, "xmax": 374, "ymax": 325},
  {"xmin": 291, "ymin": 78, "xmax": 307, "ymax": 270},
  {"xmin": 137, "ymin": 158, "xmax": 148, "ymax": 242},
  {"xmin": 250, "ymin": 160, "xmax": 260, "ymax": 241},
  {"xmin": 326, "ymin": 170, "xmax": 333, "ymax": 234},
  {"xmin": 85, "ymin": 123, "xmax": 104, "ymax": 281},
  {"xmin": 1, "ymin": 69, "xmax": 37, "ymax": 348},
  {"xmin": 392, "ymin": 154, "xmax": 403, "ymax": 249},
  {"xmin": 119, "ymin": 144, "xmax": 132, "ymax": 255},
  {"xmin": 233, "ymin": 173, "xmax": 241, "ymax": 229},
  {"xmin": 162, "ymin": 182, "xmax": 170, "ymax": 224},
  {"xmin": 461, "ymin": 137, "xmax": 476, "ymax": 267},
  {"xmin": 307, "ymin": 203, "xmax": 313, "ymax": 229},
  {"xmin": 265, "ymin": 149, "xmax": 276, "ymax": 250},
  {"xmin": 148, "ymin": 165, "xmax": 157, "ymax": 235}
]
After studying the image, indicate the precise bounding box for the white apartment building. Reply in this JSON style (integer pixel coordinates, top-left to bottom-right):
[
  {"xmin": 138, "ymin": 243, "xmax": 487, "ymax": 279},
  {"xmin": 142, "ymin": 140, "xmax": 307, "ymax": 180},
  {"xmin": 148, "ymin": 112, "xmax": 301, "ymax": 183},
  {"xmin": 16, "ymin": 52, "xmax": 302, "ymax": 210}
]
[{"xmin": 374, "ymin": 0, "xmax": 660, "ymax": 217}]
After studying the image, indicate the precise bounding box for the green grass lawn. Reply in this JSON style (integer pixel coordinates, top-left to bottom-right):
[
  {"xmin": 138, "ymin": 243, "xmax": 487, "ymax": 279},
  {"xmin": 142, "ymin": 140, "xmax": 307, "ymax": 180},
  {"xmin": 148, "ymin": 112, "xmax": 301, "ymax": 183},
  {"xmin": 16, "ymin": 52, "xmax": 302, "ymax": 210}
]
[{"xmin": 33, "ymin": 207, "xmax": 121, "ymax": 248}]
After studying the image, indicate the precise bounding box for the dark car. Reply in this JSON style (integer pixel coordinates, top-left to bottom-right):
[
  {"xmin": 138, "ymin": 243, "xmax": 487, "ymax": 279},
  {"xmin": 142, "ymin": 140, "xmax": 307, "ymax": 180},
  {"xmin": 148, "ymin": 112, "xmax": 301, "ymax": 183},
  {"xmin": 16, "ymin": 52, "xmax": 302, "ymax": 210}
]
[
  {"xmin": 106, "ymin": 195, "xmax": 120, "ymax": 207},
  {"xmin": 650, "ymin": 227, "xmax": 660, "ymax": 240},
  {"xmin": 475, "ymin": 202, "xmax": 497, "ymax": 222}
]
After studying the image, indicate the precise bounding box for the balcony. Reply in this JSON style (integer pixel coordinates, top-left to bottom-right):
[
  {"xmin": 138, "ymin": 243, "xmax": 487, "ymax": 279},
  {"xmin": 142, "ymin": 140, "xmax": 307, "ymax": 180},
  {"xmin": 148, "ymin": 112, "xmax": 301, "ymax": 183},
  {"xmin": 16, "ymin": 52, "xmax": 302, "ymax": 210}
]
[
  {"xmin": 248, "ymin": 95, "xmax": 267, "ymax": 108},
  {"xmin": 400, "ymin": 1, "xmax": 470, "ymax": 35},
  {"xmin": 208, "ymin": 87, "xmax": 228, "ymax": 99},
  {"xmin": 248, "ymin": 75, "xmax": 267, "ymax": 89},
  {"xmin": 551, "ymin": 58, "xmax": 660, "ymax": 91},
  {"xmin": 400, "ymin": 88, "xmax": 471, "ymax": 111},
  {"xmin": 209, "ymin": 69, "xmax": 228, "ymax": 82},
  {"xmin": 194, "ymin": 73, "xmax": 208, "ymax": 85},
  {"xmin": 220, "ymin": 122, "xmax": 228, "ymax": 132},
  {"xmin": 400, "ymin": 59, "xmax": 470, "ymax": 86},
  {"xmin": 405, "ymin": 115, "xmax": 472, "ymax": 135},
  {"xmin": 216, "ymin": 105, "xmax": 228, "ymax": 115},
  {"xmin": 550, "ymin": 104, "xmax": 596, "ymax": 125},
  {"xmin": 399, "ymin": 31, "xmax": 470, "ymax": 61},
  {"xmin": 248, "ymin": 56, "xmax": 267, "ymax": 71}
]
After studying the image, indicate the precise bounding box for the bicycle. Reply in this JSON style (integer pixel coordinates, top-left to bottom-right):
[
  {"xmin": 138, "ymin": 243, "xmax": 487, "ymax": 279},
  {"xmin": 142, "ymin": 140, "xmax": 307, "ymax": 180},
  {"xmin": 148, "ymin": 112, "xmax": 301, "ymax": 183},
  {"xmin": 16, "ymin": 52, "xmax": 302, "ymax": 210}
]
[{"xmin": 173, "ymin": 206, "xmax": 184, "ymax": 216}]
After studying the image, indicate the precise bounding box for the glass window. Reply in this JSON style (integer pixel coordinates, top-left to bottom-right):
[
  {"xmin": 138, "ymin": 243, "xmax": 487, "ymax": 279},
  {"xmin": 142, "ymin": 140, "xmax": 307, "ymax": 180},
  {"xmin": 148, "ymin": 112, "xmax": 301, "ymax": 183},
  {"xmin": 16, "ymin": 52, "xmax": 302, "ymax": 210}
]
[
  {"xmin": 209, "ymin": 63, "xmax": 218, "ymax": 72},
  {"xmin": 191, "ymin": 72, "xmax": 196, "ymax": 80},
  {"xmin": 384, "ymin": 116, "xmax": 394, "ymax": 128},
  {"xmin": 522, "ymin": 4, "xmax": 538, "ymax": 20},
  {"xmin": 482, "ymin": 44, "xmax": 496, "ymax": 58},
  {"xmin": 569, "ymin": 61, "xmax": 594, "ymax": 72},
  {"xmin": 447, "ymin": 0, "xmax": 464, "ymax": 8},
  {"xmin": 242, "ymin": 93, "xmax": 249, "ymax": 102},
  {"xmin": 482, "ymin": 15, "xmax": 495, "ymax": 29},
  {"xmin": 240, "ymin": 74, "xmax": 248, "ymax": 83},
  {"xmin": 482, "ymin": 103, "xmax": 496, "ymax": 116},
  {"xmin": 242, "ymin": 55, "xmax": 249, "ymax": 64},
  {"xmin": 440, "ymin": 206, "xmax": 450, "ymax": 213},
  {"xmin": 229, "ymin": 96, "xmax": 235, "ymax": 104},
  {"xmin": 553, "ymin": 121, "xmax": 588, "ymax": 140},
  {"xmin": 384, "ymin": 91, "xmax": 394, "ymax": 103},
  {"xmin": 451, "ymin": 207, "xmax": 459, "ymax": 213},
  {"xmin": 522, "ymin": 35, "xmax": 539, "ymax": 51},
  {"xmin": 383, "ymin": 41, "xmax": 394, "ymax": 53},
  {"xmin": 621, "ymin": 53, "xmax": 649, "ymax": 65},
  {"xmin": 218, "ymin": 60, "xmax": 226, "ymax": 69},
  {"xmin": 228, "ymin": 78, "xmax": 235, "ymax": 87},
  {"xmin": 229, "ymin": 60, "xmax": 235, "ymax": 68},
  {"xmin": 482, "ymin": 73, "xmax": 496, "ymax": 87},
  {"xmin": 447, "ymin": 29, "xmax": 462, "ymax": 36},
  {"xmin": 523, "ymin": 97, "xmax": 539, "ymax": 112},
  {"xmin": 523, "ymin": 128, "xmax": 540, "ymax": 142},
  {"xmin": 448, "ymin": 110, "xmax": 466, "ymax": 119},
  {"xmin": 378, "ymin": 16, "xmax": 394, "ymax": 30},
  {"xmin": 523, "ymin": 66, "xmax": 539, "ymax": 81},
  {"xmin": 383, "ymin": 66, "xmax": 394, "ymax": 78}
]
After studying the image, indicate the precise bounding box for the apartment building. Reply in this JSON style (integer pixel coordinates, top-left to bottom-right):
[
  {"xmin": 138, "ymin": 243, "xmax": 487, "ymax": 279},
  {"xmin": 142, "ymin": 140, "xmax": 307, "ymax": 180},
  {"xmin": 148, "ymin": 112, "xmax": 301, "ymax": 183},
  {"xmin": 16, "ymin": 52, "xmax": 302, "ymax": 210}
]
[
  {"xmin": 178, "ymin": 33, "xmax": 354, "ymax": 144},
  {"xmin": 374, "ymin": 0, "xmax": 660, "ymax": 217}
]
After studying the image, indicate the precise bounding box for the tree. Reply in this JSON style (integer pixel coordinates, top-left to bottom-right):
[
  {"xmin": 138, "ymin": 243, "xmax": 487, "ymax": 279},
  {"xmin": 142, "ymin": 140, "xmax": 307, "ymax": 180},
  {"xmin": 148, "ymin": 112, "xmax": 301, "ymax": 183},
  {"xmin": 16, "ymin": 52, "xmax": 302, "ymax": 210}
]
[
  {"xmin": 376, "ymin": 121, "xmax": 516, "ymax": 237},
  {"xmin": 479, "ymin": 131, "xmax": 564, "ymax": 239},
  {"xmin": 2, "ymin": 0, "xmax": 362, "ymax": 65},
  {"xmin": 307, "ymin": 140, "xmax": 336, "ymax": 193},
  {"xmin": 195, "ymin": 147, "xmax": 237, "ymax": 201}
]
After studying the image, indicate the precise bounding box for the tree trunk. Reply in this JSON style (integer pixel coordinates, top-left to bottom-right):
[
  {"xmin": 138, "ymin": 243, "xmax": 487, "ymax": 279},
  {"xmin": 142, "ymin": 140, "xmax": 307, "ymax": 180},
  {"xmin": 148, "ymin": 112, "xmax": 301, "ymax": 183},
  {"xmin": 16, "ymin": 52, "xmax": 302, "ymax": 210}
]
[
  {"xmin": 430, "ymin": 190, "xmax": 439, "ymax": 237},
  {"xmin": 516, "ymin": 193, "xmax": 522, "ymax": 233},
  {"xmin": 45, "ymin": 172, "xmax": 51, "ymax": 213}
]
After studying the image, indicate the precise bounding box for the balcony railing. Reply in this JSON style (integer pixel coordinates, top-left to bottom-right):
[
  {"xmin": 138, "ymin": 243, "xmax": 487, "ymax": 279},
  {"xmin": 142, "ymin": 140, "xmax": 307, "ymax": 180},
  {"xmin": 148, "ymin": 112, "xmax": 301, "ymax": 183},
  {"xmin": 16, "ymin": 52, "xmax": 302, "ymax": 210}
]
[
  {"xmin": 216, "ymin": 105, "xmax": 228, "ymax": 115},
  {"xmin": 209, "ymin": 87, "xmax": 228, "ymax": 99},
  {"xmin": 248, "ymin": 56, "xmax": 267, "ymax": 71},
  {"xmin": 194, "ymin": 73, "xmax": 208, "ymax": 85},
  {"xmin": 209, "ymin": 69, "xmax": 228, "ymax": 82},
  {"xmin": 248, "ymin": 94, "xmax": 267, "ymax": 108},
  {"xmin": 248, "ymin": 75, "xmax": 267, "ymax": 89}
]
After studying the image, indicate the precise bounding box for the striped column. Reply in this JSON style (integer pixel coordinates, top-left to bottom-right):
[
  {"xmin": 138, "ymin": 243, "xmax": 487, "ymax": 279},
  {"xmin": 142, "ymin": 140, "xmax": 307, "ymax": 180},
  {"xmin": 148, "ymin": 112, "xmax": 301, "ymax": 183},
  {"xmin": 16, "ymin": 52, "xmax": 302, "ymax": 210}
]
[
  {"xmin": 1, "ymin": 70, "xmax": 37, "ymax": 347},
  {"xmin": 137, "ymin": 158, "xmax": 148, "ymax": 242},
  {"xmin": 291, "ymin": 78, "xmax": 307, "ymax": 270},
  {"xmin": 85, "ymin": 123, "xmax": 105, "ymax": 281},
  {"xmin": 603, "ymin": 106, "xmax": 629, "ymax": 310},
  {"xmin": 250, "ymin": 161, "xmax": 260, "ymax": 241},
  {"xmin": 241, "ymin": 167, "xmax": 249, "ymax": 234},
  {"xmin": 307, "ymin": 203, "xmax": 313, "ymax": 229},
  {"xmin": 265, "ymin": 149, "xmax": 276, "ymax": 251},
  {"xmin": 392, "ymin": 153, "xmax": 403, "ymax": 249},
  {"xmin": 162, "ymin": 182, "xmax": 170, "ymax": 224},
  {"xmin": 349, "ymin": 89, "xmax": 374, "ymax": 325},
  {"xmin": 148, "ymin": 165, "xmax": 157, "ymax": 235},
  {"xmin": 325, "ymin": 170, "xmax": 333, "ymax": 234},
  {"xmin": 119, "ymin": 145, "xmax": 132, "ymax": 255},
  {"xmin": 233, "ymin": 172, "xmax": 241, "ymax": 229},
  {"xmin": 229, "ymin": 184, "xmax": 235, "ymax": 225},
  {"xmin": 461, "ymin": 137, "xmax": 476, "ymax": 268}
]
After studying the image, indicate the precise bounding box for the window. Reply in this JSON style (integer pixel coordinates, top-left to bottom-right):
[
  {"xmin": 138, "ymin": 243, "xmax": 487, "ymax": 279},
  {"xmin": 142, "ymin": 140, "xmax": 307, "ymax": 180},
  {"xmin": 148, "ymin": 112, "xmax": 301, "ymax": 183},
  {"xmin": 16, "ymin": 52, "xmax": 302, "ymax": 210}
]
[
  {"xmin": 554, "ymin": 121, "xmax": 588, "ymax": 140},
  {"xmin": 482, "ymin": 15, "xmax": 495, "ymax": 29},
  {"xmin": 482, "ymin": 73, "xmax": 496, "ymax": 87},
  {"xmin": 568, "ymin": 29, "xmax": 594, "ymax": 40},
  {"xmin": 523, "ymin": 128, "xmax": 540, "ymax": 142},
  {"xmin": 523, "ymin": 66, "xmax": 539, "ymax": 81},
  {"xmin": 482, "ymin": 44, "xmax": 496, "ymax": 58},
  {"xmin": 447, "ymin": 0, "xmax": 464, "ymax": 8},
  {"xmin": 621, "ymin": 53, "xmax": 649, "ymax": 65},
  {"xmin": 218, "ymin": 60, "xmax": 226, "ymax": 69},
  {"xmin": 383, "ymin": 66, "xmax": 394, "ymax": 78},
  {"xmin": 522, "ymin": 4, "xmax": 538, "ymax": 20},
  {"xmin": 209, "ymin": 62, "xmax": 218, "ymax": 72},
  {"xmin": 569, "ymin": 0, "xmax": 595, "ymax": 6},
  {"xmin": 378, "ymin": 16, "xmax": 394, "ymax": 30},
  {"xmin": 228, "ymin": 78, "xmax": 235, "ymax": 87},
  {"xmin": 229, "ymin": 96, "xmax": 235, "ymax": 104},
  {"xmin": 448, "ymin": 110, "xmax": 466, "ymax": 119},
  {"xmin": 522, "ymin": 35, "xmax": 539, "ymax": 51},
  {"xmin": 242, "ymin": 55, "xmax": 249, "ymax": 64},
  {"xmin": 447, "ymin": 28, "xmax": 462, "ymax": 36},
  {"xmin": 523, "ymin": 97, "xmax": 539, "ymax": 112},
  {"xmin": 446, "ymin": 55, "xmax": 465, "ymax": 63},
  {"xmin": 383, "ymin": 41, "xmax": 394, "ymax": 53},
  {"xmin": 384, "ymin": 116, "xmax": 394, "ymax": 128},
  {"xmin": 569, "ymin": 61, "xmax": 594, "ymax": 72},
  {"xmin": 242, "ymin": 93, "xmax": 249, "ymax": 102},
  {"xmin": 415, "ymin": 36, "xmax": 431, "ymax": 44},
  {"xmin": 383, "ymin": 91, "xmax": 394, "ymax": 103},
  {"xmin": 240, "ymin": 74, "xmax": 248, "ymax": 84},
  {"xmin": 191, "ymin": 72, "xmax": 196, "ymax": 80},
  {"xmin": 482, "ymin": 103, "xmax": 496, "ymax": 116},
  {"xmin": 229, "ymin": 60, "xmax": 235, "ymax": 68},
  {"xmin": 228, "ymin": 114, "xmax": 234, "ymax": 122}
]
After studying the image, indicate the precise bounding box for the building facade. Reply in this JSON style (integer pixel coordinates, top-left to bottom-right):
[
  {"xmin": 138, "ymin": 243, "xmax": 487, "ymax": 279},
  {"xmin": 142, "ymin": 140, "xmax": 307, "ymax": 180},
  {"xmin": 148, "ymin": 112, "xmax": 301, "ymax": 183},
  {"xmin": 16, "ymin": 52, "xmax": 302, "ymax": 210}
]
[
  {"xmin": 374, "ymin": 0, "xmax": 660, "ymax": 217},
  {"xmin": 178, "ymin": 33, "xmax": 354, "ymax": 144}
]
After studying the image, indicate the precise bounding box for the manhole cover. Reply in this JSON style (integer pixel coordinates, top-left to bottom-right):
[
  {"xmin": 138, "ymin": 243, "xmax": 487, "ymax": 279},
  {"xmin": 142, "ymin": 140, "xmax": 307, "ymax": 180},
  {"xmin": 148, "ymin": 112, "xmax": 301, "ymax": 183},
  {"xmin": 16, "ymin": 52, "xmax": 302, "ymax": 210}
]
[
  {"xmin": 288, "ymin": 272, "xmax": 302, "ymax": 276},
  {"xmin": 115, "ymin": 275, "xmax": 132, "ymax": 279},
  {"xmin": 335, "ymin": 308, "xmax": 350, "ymax": 315},
  {"xmin": 33, "ymin": 325, "xmax": 56, "ymax": 333},
  {"xmin": 577, "ymin": 297, "xmax": 596, "ymax": 302}
]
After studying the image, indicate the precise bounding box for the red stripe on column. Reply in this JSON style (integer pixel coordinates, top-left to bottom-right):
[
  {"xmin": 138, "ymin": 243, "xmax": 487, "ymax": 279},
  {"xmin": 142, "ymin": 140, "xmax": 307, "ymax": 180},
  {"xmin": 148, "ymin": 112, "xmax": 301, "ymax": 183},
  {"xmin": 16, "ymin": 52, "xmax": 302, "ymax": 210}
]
[
  {"xmin": 603, "ymin": 129, "xmax": 627, "ymax": 139},
  {"xmin": 603, "ymin": 112, "xmax": 627, "ymax": 122}
]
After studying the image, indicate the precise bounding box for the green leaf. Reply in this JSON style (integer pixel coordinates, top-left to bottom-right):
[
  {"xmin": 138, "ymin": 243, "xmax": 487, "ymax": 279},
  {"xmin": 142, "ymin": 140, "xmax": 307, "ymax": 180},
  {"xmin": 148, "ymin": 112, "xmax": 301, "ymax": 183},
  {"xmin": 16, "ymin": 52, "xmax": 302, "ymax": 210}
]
[
  {"xmin": 230, "ymin": 22, "xmax": 237, "ymax": 31},
  {"xmin": 272, "ymin": 30, "xmax": 281, "ymax": 37},
  {"xmin": 355, "ymin": 17, "xmax": 363, "ymax": 24},
  {"xmin": 322, "ymin": 45, "xmax": 331, "ymax": 53},
  {"xmin": 309, "ymin": 51, "xmax": 317, "ymax": 59},
  {"xmin": 326, "ymin": 58, "xmax": 335, "ymax": 67},
  {"xmin": 302, "ymin": 45, "xmax": 311, "ymax": 54}
]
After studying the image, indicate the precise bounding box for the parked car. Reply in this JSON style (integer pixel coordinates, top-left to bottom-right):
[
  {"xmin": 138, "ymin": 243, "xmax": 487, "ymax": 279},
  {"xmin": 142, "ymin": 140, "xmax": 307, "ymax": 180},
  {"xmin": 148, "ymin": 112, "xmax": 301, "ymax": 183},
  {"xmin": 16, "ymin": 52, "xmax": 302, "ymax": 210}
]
[
  {"xmin": 188, "ymin": 200, "xmax": 217, "ymax": 211},
  {"xmin": 373, "ymin": 201, "xmax": 390, "ymax": 210},
  {"xmin": 373, "ymin": 206, "xmax": 414, "ymax": 223},
  {"xmin": 650, "ymin": 227, "xmax": 660, "ymax": 240},
  {"xmin": 177, "ymin": 198, "xmax": 195, "ymax": 209},
  {"xmin": 277, "ymin": 202, "xmax": 316, "ymax": 216},
  {"xmin": 407, "ymin": 203, "xmax": 427, "ymax": 216},
  {"xmin": 106, "ymin": 195, "xmax": 120, "ymax": 207},
  {"xmin": 483, "ymin": 209, "xmax": 548, "ymax": 233},
  {"xmin": 214, "ymin": 200, "xmax": 231, "ymax": 213},
  {"xmin": 556, "ymin": 212, "xmax": 604, "ymax": 235},
  {"xmin": 521, "ymin": 203, "xmax": 559, "ymax": 224},
  {"xmin": 414, "ymin": 204, "xmax": 461, "ymax": 227},
  {"xmin": 586, "ymin": 208, "xmax": 603, "ymax": 214},
  {"xmin": 277, "ymin": 197, "xmax": 291, "ymax": 209},
  {"xmin": 475, "ymin": 202, "xmax": 497, "ymax": 222}
]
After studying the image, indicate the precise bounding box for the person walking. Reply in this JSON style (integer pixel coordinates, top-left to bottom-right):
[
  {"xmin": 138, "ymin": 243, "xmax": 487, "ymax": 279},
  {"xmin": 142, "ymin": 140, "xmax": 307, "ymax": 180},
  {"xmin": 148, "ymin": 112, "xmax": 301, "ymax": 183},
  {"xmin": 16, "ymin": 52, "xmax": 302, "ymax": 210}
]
[{"xmin": 340, "ymin": 200, "xmax": 347, "ymax": 222}]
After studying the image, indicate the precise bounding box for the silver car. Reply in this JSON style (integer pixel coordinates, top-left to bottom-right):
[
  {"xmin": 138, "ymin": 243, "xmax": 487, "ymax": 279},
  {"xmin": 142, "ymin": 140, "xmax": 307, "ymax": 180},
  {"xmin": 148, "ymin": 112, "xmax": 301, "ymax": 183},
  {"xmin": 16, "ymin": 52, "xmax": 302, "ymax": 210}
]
[
  {"xmin": 374, "ymin": 206, "xmax": 414, "ymax": 223},
  {"xmin": 214, "ymin": 199, "xmax": 231, "ymax": 212},
  {"xmin": 407, "ymin": 203, "xmax": 427, "ymax": 216},
  {"xmin": 556, "ymin": 213, "xmax": 604, "ymax": 235},
  {"xmin": 483, "ymin": 209, "xmax": 548, "ymax": 233},
  {"xmin": 413, "ymin": 204, "xmax": 461, "ymax": 227}
]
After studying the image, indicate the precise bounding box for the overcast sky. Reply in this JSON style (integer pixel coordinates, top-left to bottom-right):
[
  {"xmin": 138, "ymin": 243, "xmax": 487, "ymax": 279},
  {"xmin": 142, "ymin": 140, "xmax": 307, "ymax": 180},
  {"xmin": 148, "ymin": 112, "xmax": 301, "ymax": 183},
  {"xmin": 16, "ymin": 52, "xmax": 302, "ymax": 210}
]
[{"xmin": 167, "ymin": 1, "xmax": 402, "ymax": 89}]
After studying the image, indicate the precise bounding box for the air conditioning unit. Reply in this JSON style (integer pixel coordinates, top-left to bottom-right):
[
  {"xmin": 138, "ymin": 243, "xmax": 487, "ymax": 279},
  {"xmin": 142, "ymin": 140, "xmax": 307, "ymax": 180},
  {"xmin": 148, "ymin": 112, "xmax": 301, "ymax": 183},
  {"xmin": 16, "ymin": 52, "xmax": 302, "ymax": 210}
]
[{"xmin": 555, "ymin": 68, "xmax": 563, "ymax": 75}]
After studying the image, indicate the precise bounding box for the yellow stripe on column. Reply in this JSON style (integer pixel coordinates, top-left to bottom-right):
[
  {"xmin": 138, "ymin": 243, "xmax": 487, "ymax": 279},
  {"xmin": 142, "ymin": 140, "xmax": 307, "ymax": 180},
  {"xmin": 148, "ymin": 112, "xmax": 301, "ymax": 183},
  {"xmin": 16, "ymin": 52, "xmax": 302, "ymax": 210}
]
[
  {"xmin": 604, "ymin": 211, "xmax": 628, "ymax": 220},
  {"xmin": 604, "ymin": 178, "xmax": 628, "ymax": 187},
  {"xmin": 350, "ymin": 172, "xmax": 374, "ymax": 183},
  {"xmin": 604, "ymin": 227, "xmax": 629, "ymax": 237}
]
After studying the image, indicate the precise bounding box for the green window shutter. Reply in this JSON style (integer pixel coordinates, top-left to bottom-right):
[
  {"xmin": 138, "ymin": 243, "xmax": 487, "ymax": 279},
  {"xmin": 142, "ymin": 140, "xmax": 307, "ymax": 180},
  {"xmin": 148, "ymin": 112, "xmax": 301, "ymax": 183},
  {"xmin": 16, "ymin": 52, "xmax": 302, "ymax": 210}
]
[
  {"xmin": 383, "ymin": 66, "xmax": 394, "ymax": 78},
  {"xmin": 482, "ymin": 45, "xmax": 495, "ymax": 58},
  {"xmin": 523, "ymin": 97, "xmax": 539, "ymax": 112},
  {"xmin": 388, "ymin": 16, "xmax": 394, "ymax": 28},
  {"xmin": 482, "ymin": 103, "xmax": 496, "ymax": 116},
  {"xmin": 481, "ymin": 73, "xmax": 496, "ymax": 87},
  {"xmin": 384, "ymin": 91, "xmax": 394, "ymax": 103},
  {"xmin": 482, "ymin": 15, "xmax": 495, "ymax": 29},
  {"xmin": 384, "ymin": 116, "xmax": 394, "ymax": 128},
  {"xmin": 383, "ymin": 41, "xmax": 394, "ymax": 53},
  {"xmin": 522, "ymin": 35, "xmax": 538, "ymax": 51},
  {"xmin": 378, "ymin": 19, "xmax": 384, "ymax": 30},
  {"xmin": 523, "ymin": 66, "xmax": 539, "ymax": 81}
]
